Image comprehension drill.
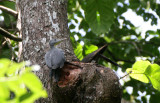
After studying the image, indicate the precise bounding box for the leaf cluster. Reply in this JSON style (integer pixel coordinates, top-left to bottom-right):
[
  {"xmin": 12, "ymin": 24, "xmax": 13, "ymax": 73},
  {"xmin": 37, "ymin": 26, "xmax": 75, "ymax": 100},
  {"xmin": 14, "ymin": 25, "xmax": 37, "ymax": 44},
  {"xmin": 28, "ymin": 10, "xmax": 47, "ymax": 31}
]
[
  {"xmin": 127, "ymin": 60, "xmax": 160, "ymax": 91},
  {"xmin": 0, "ymin": 59, "xmax": 47, "ymax": 103}
]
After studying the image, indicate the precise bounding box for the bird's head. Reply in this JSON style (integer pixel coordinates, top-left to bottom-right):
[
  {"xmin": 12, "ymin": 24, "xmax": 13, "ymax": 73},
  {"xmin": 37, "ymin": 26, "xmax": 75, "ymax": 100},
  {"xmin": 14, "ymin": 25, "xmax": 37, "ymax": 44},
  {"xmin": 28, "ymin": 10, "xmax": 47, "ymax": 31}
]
[{"xmin": 49, "ymin": 38, "xmax": 67, "ymax": 47}]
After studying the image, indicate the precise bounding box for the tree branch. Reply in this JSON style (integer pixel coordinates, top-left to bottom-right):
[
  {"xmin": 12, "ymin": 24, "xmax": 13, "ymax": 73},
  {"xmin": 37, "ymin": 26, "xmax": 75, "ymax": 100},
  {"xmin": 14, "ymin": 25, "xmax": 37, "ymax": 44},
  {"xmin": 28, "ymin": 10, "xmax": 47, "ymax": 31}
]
[
  {"xmin": 0, "ymin": 5, "xmax": 18, "ymax": 17},
  {"xmin": 0, "ymin": 27, "xmax": 22, "ymax": 41},
  {"xmin": 99, "ymin": 54, "xmax": 121, "ymax": 67}
]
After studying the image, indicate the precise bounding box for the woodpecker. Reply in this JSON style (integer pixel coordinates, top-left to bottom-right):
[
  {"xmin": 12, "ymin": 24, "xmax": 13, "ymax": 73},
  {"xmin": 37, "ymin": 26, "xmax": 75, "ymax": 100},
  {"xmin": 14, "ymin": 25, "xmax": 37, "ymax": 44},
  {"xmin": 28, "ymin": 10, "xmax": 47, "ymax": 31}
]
[{"xmin": 45, "ymin": 38, "xmax": 66, "ymax": 82}]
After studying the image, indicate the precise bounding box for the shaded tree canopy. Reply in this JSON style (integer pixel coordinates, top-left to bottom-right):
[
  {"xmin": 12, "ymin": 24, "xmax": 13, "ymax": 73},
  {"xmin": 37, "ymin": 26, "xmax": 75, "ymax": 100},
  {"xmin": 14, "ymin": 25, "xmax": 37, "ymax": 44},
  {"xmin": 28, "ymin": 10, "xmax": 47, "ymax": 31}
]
[{"xmin": 0, "ymin": 0, "xmax": 160, "ymax": 103}]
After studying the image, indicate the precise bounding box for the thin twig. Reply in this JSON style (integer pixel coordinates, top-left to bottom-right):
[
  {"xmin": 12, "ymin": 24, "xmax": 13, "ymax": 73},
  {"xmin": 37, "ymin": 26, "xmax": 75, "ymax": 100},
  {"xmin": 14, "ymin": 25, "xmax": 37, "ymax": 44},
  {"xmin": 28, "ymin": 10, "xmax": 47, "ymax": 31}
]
[
  {"xmin": 132, "ymin": 42, "xmax": 141, "ymax": 56},
  {"xmin": 0, "ymin": 5, "xmax": 18, "ymax": 17},
  {"xmin": 119, "ymin": 71, "xmax": 132, "ymax": 79},
  {"xmin": 0, "ymin": 27, "xmax": 22, "ymax": 41}
]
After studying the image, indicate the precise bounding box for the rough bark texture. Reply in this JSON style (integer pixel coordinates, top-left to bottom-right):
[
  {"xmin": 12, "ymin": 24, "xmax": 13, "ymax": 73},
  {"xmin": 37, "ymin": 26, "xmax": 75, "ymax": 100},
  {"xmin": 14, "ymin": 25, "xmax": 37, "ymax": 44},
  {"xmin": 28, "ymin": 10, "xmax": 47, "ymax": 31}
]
[{"xmin": 18, "ymin": 0, "xmax": 122, "ymax": 103}]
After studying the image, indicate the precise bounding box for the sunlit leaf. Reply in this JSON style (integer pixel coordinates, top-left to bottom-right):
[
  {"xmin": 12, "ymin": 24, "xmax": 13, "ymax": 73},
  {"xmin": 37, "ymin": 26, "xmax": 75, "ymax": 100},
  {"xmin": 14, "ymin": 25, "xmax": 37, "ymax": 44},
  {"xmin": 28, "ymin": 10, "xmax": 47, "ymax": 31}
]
[
  {"xmin": 0, "ymin": 84, "xmax": 10, "ymax": 100},
  {"xmin": 7, "ymin": 62, "xmax": 25, "ymax": 76},
  {"xmin": 74, "ymin": 43, "xmax": 83, "ymax": 60},
  {"xmin": 149, "ymin": 77, "xmax": 160, "ymax": 91},
  {"xmin": 0, "ymin": 59, "xmax": 11, "ymax": 76},
  {"xmin": 145, "ymin": 64, "xmax": 160, "ymax": 91},
  {"xmin": 21, "ymin": 72, "xmax": 47, "ymax": 97},
  {"xmin": 84, "ymin": 44, "xmax": 98, "ymax": 55},
  {"xmin": 132, "ymin": 60, "xmax": 151, "ymax": 72},
  {"xmin": 7, "ymin": 80, "xmax": 27, "ymax": 97},
  {"xmin": 127, "ymin": 61, "xmax": 160, "ymax": 91},
  {"xmin": 21, "ymin": 72, "xmax": 43, "ymax": 92},
  {"xmin": 126, "ymin": 68, "xmax": 149, "ymax": 83},
  {"xmin": 0, "ymin": 59, "xmax": 47, "ymax": 102}
]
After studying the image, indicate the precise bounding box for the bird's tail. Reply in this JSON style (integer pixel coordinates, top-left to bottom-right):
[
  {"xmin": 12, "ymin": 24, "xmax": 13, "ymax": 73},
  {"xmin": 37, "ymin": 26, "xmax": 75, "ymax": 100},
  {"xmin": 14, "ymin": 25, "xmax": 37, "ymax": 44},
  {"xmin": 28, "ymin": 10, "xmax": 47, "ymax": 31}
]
[{"xmin": 50, "ymin": 69, "xmax": 61, "ymax": 82}]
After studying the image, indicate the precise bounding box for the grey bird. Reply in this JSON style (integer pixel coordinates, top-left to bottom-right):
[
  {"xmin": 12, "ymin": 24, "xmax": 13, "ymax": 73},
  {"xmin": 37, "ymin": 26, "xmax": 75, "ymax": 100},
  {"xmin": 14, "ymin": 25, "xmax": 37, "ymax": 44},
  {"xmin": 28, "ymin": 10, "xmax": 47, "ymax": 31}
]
[{"xmin": 45, "ymin": 38, "xmax": 66, "ymax": 82}]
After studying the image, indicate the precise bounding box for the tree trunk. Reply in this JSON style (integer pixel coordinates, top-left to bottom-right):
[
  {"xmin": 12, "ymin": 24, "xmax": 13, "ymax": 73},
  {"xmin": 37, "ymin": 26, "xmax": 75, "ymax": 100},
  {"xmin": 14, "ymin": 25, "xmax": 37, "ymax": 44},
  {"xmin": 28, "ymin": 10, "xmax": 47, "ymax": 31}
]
[{"xmin": 17, "ymin": 0, "xmax": 122, "ymax": 103}]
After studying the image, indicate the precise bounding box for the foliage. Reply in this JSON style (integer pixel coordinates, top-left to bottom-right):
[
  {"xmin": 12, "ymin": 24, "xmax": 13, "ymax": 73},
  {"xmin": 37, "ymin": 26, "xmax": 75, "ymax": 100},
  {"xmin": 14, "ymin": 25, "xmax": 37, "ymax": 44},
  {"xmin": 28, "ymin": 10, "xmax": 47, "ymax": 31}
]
[
  {"xmin": 68, "ymin": 0, "xmax": 160, "ymax": 102},
  {"xmin": 127, "ymin": 60, "xmax": 160, "ymax": 91},
  {"xmin": 74, "ymin": 43, "xmax": 84, "ymax": 60},
  {"xmin": 0, "ymin": 1, "xmax": 17, "ymax": 60},
  {"xmin": 74, "ymin": 43, "xmax": 98, "ymax": 60},
  {"xmin": 0, "ymin": 59, "xmax": 47, "ymax": 103},
  {"xmin": 85, "ymin": 0, "xmax": 117, "ymax": 34}
]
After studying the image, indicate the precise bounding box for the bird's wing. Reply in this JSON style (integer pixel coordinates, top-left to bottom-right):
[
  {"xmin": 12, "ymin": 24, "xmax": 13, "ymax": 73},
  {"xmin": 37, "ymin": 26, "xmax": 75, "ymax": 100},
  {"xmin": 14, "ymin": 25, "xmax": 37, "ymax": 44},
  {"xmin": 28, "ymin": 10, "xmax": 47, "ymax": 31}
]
[
  {"xmin": 59, "ymin": 49, "xmax": 65, "ymax": 68},
  {"xmin": 45, "ymin": 50, "xmax": 52, "ymax": 68},
  {"xmin": 51, "ymin": 48, "xmax": 65, "ymax": 69}
]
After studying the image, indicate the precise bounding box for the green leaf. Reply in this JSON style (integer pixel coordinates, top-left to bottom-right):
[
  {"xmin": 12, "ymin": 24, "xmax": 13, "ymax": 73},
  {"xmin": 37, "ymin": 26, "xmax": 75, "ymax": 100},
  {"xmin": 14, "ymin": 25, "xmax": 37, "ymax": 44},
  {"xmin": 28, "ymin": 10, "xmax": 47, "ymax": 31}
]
[
  {"xmin": 0, "ymin": 59, "xmax": 47, "ymax": 102},
  {"xmin": 20, "ymin": 90, "xmax": 47, "ymax": 103},
  {"xmin": 74, "ymin": 43, "xmax": 83, "ymax": 60},
  {"xmin": 7, "ymin": 62, "xmax": 25, "ymax": 76},
  {"xmin": 85, "ymin": 0, "xmax": 117, "ymax": 34},
  {"xmin": 126, "ymin": 60, "xmax": 151, "ymax": 83},
  {"xmin": 20, "ymin": 72, "xmax": 47, "ymax": 102},
  {"xmin": 7, "ymin": 80, "xmax": 27, "ymax": 97},
  {"xmin": 0, "ymin": 84, "xmax": 10, "ymax": 100},
  {"xmin": 21, "ymin": 72, "xmax": 43, "ymax": 92},
  {"xmin": 84, "ymin": 44, "xmax": 98, "ymax": 55},
  {"xmin": 0, "ymin": 59, "xmax": 11, "ymax": 76},
  {"xmin": 149, "ymin": 77, "xmax": 160, "ymax": 91},
  {"xmin": 126, "ymin": 68, "xmax": 149, "ymax": 83},
  {"xmin": 132, "ymin": 60, "xmax": 151, "ymax": 73},
  {"xmin": 145, "ymin": 64, "xmax": 160, "ymax": 75},
  {"xmin": 145, "ymin": 64, "xmax": 160, "ymax": 91},
  {"xmin": 127, "ymin": 61, "xmax": 160, "ymax": 91}
]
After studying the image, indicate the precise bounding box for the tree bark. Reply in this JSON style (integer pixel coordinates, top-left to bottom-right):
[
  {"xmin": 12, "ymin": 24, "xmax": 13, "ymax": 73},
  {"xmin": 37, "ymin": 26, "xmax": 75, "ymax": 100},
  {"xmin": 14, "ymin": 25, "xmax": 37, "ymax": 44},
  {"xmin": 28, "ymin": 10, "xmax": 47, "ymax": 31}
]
[{"xmin": 18, "ymin": 0, "xmax": 122, "ymax": 103}]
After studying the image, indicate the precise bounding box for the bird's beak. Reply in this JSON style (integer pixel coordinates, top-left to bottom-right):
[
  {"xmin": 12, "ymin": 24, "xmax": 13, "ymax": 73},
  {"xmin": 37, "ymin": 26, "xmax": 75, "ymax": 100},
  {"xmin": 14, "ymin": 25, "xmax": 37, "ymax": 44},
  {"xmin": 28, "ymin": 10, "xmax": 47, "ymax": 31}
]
[{"xmin": 55, "ymin": 38, "xmax": 67, "ymax": 45}]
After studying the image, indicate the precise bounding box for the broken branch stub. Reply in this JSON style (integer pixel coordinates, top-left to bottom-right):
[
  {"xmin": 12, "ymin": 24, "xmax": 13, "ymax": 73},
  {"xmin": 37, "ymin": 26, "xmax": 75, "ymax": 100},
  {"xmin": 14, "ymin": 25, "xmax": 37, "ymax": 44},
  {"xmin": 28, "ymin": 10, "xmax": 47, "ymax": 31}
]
[{"xmin": 51, "ymin": 62, "xmax": 122, "ymax": 103}]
